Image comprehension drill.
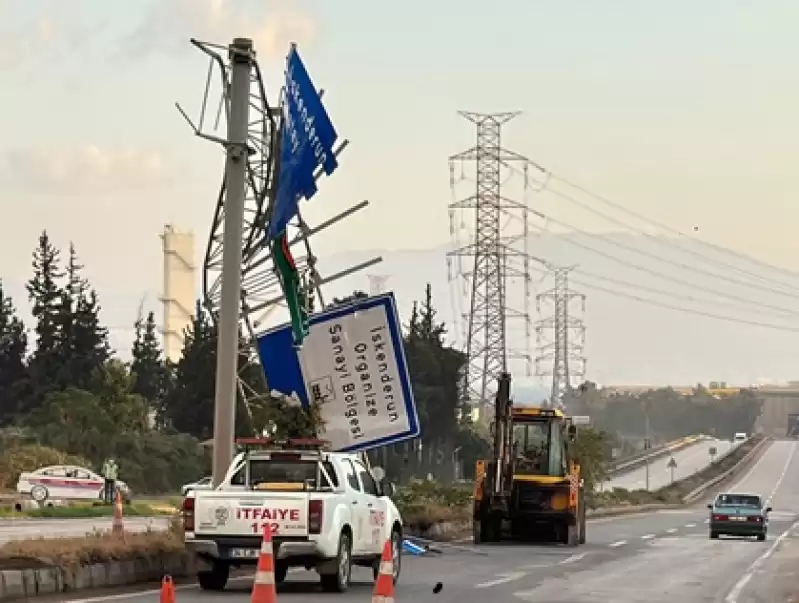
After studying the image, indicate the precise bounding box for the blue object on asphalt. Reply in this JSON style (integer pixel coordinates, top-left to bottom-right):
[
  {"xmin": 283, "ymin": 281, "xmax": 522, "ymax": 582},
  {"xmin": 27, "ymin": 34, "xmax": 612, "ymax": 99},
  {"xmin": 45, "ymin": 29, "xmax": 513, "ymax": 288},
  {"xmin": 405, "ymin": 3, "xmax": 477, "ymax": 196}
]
[{"xmin": 402, "ymin": 539, "xmax": 426, "ymax": 555}]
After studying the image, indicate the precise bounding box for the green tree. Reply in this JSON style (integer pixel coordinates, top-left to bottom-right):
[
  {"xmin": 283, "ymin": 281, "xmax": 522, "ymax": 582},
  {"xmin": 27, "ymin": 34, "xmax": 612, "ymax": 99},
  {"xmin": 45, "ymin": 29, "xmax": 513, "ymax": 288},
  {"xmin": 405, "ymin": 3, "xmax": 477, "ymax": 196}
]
[
  {"xmin": 0, "ymin": 282, "xmax": 29, "ymax": 424},
  {"xmin": 48, "ymin": 243, "xmax": 111, "ymax": 390},
  {"xmin": 131, "ymin": 311, "xmax": 166, "ymax": 408},
  {"xmin": 570, "ymin": 383, "xmax": 763, "ymax": 446},
  {"xmin": 69, "ymin": 288, "xmax": 111, "ymax": 388},
  {"xmin": 405, "ymin": 284, "xmax": 465, "ymax": 444},
  {"xmin": 161, "ymin": 301, "xmax": 260, "ymax": 440},
  {"xmin": 26, "ymin": 230, "xmax": 65, "ymax": 396},
  {"xmin": 572, "ymin": 426, "xmax": 607, "ymax": 491}
]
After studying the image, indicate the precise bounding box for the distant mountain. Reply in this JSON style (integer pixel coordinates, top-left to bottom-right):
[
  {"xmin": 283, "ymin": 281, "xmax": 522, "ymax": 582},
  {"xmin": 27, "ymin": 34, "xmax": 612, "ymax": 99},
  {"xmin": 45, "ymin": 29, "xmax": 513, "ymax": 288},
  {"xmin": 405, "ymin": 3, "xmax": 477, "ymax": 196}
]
[
  {"xmin": 315, "ymin": 232, "xmax": 799, "ymax": 386},
  {"xmin": 3, "ymin": 231, "xmax": 797, "ymax": 386}
]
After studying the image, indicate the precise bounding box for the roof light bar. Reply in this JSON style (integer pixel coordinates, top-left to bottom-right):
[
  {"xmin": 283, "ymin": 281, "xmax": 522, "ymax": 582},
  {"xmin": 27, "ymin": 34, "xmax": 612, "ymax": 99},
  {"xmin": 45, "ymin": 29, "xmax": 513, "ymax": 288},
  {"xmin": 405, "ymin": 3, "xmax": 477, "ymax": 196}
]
[{"xmin": 234, "ymin": 437, "xmax": 331, "ymax": 451}]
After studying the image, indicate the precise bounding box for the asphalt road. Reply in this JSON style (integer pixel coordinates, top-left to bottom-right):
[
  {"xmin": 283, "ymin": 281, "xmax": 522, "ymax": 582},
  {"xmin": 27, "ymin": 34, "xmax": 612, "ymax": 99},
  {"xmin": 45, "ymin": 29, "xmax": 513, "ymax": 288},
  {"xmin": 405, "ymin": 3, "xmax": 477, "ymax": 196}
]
[
  {"xmin": 0, "ymin": 516, "xmax": 171, "ymax": 544},
  {"xmin": 0, "ymin": 440, "xmax": 727, "ymax": 542},
  {"xmin": 604, "ymin": 437, "xmax": 735, "ymax": 491},
  {"xmin": 41, "ymin": 439, "xmax": 799, "ymax": 603}
]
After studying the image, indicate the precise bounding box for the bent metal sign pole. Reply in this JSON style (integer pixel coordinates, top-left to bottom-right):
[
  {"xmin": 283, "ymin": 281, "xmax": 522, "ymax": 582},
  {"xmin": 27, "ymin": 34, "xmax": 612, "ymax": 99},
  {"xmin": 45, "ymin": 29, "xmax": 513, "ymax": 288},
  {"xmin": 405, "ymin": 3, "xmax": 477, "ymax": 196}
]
[{"xmin": 268, "ymin": 44, "xmax": 339, "ymax": 347}]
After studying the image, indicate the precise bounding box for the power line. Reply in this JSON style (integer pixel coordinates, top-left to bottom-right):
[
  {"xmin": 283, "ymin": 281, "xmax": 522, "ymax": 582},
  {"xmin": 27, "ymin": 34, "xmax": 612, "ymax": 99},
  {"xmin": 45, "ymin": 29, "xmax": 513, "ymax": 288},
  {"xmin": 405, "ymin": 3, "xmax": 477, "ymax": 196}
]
[
  {"xmin": 528, "ymin": 265, "xmax": 799, "ymax": 333},
  {"xmin": 541, "ymin": 179, "xmax": 799, "ymax": 295},
  {"xmin": 528, "ymin": 217, "xmax": 799, "ymax": 317},
  {"xmin": 498, "ymin": 160, "xmax": 799, "ymax": 295},
  {"xmin": 551, "ymin": 174, "xmax": 799, "ymax": 284},
  {"xmin": 570, "ymin": 266, "xmax": 799, "ymax": 320}
]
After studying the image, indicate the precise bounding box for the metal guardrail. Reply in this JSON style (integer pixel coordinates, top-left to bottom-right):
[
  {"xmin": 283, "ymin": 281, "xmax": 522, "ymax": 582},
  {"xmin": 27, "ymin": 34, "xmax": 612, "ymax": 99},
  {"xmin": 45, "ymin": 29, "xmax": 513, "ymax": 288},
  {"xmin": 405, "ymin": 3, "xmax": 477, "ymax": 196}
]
[
  {"xmin": 607, "ymin": 435, "xmax": 704, "ymax": 476},
  {"xmin": 682, "ymin": 435, "xmax": 771, "ymax": 503}
]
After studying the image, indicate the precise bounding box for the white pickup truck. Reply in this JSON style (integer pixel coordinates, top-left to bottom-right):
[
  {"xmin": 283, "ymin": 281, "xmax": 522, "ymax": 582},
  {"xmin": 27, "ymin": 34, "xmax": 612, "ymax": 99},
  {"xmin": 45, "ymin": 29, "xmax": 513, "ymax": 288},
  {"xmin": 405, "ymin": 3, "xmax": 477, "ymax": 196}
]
[{"xmin": 182, "ymin": 438, "xmax": 404, "ymax": 593}]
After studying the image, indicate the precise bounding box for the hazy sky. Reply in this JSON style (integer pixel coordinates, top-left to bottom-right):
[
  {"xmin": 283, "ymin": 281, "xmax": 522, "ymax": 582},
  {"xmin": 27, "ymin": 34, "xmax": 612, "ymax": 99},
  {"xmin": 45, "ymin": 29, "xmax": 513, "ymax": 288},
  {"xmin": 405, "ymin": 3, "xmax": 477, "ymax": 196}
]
[{"xmin": 2, "ymin": 0, "xmax": 798, "ymax": 374}]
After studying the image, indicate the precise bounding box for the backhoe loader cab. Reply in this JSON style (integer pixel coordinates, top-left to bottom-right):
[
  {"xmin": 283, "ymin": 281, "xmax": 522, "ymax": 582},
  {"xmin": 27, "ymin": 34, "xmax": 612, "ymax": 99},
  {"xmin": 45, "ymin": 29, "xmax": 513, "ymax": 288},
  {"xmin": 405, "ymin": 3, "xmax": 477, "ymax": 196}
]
[{"xmin": 472, "ymin": 374, "xmax": 586, "ymax": 546}]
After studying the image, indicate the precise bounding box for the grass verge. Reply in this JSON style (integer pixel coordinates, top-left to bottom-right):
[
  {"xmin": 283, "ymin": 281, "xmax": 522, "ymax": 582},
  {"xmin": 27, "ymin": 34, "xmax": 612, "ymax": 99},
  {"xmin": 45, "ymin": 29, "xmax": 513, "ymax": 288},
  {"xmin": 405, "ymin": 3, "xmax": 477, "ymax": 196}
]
[
  {"xmin": 0, "ymin": 517, "xmax": 185, "ymax": 570},
  {"xmin": 0, "ymin": 502, "xmax": 173, "ymax": 519}
]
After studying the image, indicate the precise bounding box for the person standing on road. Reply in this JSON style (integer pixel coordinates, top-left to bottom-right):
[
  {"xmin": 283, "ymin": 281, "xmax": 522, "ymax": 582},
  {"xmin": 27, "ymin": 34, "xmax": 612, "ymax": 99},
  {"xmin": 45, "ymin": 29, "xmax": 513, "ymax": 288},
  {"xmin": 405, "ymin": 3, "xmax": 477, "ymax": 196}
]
[{"xmin": 102, "ymin": 458, "xmax": 119, "ymax": 503}]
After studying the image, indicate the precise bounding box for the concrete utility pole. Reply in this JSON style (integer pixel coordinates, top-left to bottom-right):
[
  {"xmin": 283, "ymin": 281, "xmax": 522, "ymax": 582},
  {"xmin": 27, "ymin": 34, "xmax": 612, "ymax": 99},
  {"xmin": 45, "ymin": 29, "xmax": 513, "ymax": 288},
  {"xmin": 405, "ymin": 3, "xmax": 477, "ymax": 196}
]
[{"xmin": 211, "ymin": 38, "xmax": 254, "ymax": 487}]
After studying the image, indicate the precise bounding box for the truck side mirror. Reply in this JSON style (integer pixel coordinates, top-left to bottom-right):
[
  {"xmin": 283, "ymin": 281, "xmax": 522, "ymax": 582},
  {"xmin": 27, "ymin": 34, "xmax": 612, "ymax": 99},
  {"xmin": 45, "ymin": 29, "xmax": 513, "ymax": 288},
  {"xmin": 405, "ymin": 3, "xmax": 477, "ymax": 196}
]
[
  {"xmin": 707, "ymin": 503, "xmax": 713, "ymax": 509},
  {"xmin": 766, "ymin": 506, "xmax": 772, "ymax": 513},
  {"xmin": 381, "ymin": 481, "xmax": 396, "ymax": 498}
]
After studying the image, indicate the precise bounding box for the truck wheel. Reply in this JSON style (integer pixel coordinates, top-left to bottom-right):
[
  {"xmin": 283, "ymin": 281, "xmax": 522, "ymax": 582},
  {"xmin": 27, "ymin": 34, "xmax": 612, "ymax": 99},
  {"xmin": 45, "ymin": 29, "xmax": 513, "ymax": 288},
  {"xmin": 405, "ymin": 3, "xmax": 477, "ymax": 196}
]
[
  {"xmin": 320, "ymin": 531, "xmax": 352, "ymax": 593},
  {"xmin": 473, "ymin": 520, "xmax": 482, "ymax": 544},
  {"xmin": 373, "ymin": 528, "xmax": 402, "ymax": 585},
  {"xmin": 275, "ymin": 563, "xmax": 288, "ymax": 583},
  {"xmin": 480, "ymin": 516, "xmax": 500, "ymax": 542},
  {"xmin": 560, "ymin": 521, "xmax": 579, "ymax": 547},
  {"xmin": 578, "ymin": 491, "xmax": 587, "ymax": 544},
  {"xmin": 197, "ymin": 562, "xmax": 229, "ymax": 591}
]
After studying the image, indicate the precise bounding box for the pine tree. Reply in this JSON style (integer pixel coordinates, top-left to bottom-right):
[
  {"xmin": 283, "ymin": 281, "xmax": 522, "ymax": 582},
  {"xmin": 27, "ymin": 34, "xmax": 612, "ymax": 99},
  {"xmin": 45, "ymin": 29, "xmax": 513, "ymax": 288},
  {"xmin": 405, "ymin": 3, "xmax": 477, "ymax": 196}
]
[
  {"xmin": 404, "ymin": 284, "xmax": 464, "ymax": 443},
  {"xmin": 26, "ymin": 230, "xmax": 65, "ymax": 395},
  {"xmin": 0, "ymin": 281, "xmax": 30, "ymax": 424},
  {"xmin": 50, "ymin": 244, "xmax": 110, "ymax": 390},
  {"xmin": 70, "ymin": 288, "xmax": 111, "ymax": 388},
  {"xmin": 161, "ymin": 301, "xmax": 258, "ymax": 440},
  {"xmin": 162, "ymin": 301, "xmax": 218, "ymax": 439},
  {"xmin": 131, "ymin": 311, "xmax": 165, "ymax": 406}
]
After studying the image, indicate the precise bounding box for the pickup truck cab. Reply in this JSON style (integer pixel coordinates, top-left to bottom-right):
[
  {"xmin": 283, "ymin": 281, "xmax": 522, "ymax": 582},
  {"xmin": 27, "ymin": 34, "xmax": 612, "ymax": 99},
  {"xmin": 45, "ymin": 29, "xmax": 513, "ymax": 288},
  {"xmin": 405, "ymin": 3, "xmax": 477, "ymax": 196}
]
[{"xmin": 182, "ymin": 438, "xmax": 403, "ymax": 593}]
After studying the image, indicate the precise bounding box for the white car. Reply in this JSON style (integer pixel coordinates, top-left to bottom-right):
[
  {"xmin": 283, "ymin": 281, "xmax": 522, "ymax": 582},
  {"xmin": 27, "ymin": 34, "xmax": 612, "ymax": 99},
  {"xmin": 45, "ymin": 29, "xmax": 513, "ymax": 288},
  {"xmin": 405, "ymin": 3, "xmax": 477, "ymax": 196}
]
[
  {"xmin": 16, "ymin": 465, "xmax": 131, "ymax": 503},
  {"xmin": 183, "ymin": 438, "xmax": 403, "ymax": 593},
  {"xmin": 181, "ymin": 476, "xmax": 213, "ymax": 496}
]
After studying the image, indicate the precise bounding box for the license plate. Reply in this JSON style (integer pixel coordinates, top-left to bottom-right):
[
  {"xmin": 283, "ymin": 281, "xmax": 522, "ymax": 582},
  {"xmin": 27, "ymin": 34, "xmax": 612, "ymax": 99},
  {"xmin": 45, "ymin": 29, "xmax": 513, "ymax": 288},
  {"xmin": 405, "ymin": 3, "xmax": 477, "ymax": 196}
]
[
  {"xmin": 731, "ymin": 516, "xmax": 746, "ymax": 521},
  {"xmin": 230, "ymin": 548, "xmax": 259, "ymax": 559}
]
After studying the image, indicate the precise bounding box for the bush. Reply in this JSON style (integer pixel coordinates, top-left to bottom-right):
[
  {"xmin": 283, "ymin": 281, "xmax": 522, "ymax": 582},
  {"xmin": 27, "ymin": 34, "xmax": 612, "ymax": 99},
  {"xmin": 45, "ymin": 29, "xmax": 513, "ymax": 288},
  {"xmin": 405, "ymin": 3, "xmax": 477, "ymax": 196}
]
[
  {"xmin": 0, "ymin": 444, "xmax": 91, "ymax": 490},
  {"xmin": 394, "ymin": 479, "xmax": 472, "ymax": 530},
  {"xmin": 0, "ymin": 517, "xmax": 185, "ymax": 569}
]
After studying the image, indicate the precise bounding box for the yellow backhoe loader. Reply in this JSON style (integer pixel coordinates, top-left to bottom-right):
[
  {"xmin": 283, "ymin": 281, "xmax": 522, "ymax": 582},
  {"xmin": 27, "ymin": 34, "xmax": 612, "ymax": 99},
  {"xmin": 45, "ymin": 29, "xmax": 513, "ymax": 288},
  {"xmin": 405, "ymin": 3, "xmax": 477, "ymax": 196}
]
[{"xmin": 472, "ymin": 372, "xmax": 586, "ymax": 545}]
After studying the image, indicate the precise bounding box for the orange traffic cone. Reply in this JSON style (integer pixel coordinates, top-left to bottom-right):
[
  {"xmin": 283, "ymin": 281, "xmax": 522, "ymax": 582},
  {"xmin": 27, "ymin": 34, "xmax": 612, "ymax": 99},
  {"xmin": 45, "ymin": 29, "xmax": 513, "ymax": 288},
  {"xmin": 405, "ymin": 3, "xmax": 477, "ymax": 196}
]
[
  {"xmin": 159, "ymin": 575, "xmax": 175, "ymax": 603},
  {"xmin": 372, "ymin": 540, "xmax": 395, "ymax": 603},
  {"xmin": 112, "ymin": 490, "xmax": 124, "ymax": 536},
  {"xmin": 251, "ymin": 523, "xmax": 277, "ymax": 603}
]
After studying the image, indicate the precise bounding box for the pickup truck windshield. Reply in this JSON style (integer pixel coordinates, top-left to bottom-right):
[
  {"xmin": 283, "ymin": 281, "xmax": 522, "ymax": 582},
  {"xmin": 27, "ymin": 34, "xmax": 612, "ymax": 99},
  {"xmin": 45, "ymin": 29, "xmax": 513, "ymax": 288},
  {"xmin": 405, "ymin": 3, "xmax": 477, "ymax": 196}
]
[{"xmin": 230, "ymin": 459, "xmax": 339, "ymax": 490}]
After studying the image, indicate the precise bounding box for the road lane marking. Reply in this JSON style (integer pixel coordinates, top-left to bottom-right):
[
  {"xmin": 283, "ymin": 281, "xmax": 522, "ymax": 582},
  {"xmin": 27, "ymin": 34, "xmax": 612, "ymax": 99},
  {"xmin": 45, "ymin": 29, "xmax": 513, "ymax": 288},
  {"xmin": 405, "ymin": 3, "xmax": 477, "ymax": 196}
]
[
  {"xmin": 766, "ymin": 442, "xmax": 795, "ymax": 502},
  {"xmin": 729, "ymin": 439, "xmax": 776, "ymax": 491},
  {"xmin": 724, "ymin": 519, "xmax": 799, "ymax": 603},
  {"xmin": 560, "ymin": 552, "xmax": 587, "ymax": 564},
  {"xmin": 666, "ymin": 528, "xmax": 677, "ymax": 533},
  {"xmin": 641, "ymin": 533, "xmax": 655, "ymax": 540},
  {"xmin": 475, "ymin": 571, "xmax": 528, "ymax": 589},
  {"xmin": 609, "ymin": 540, "xmax": 627, "ymax": 547},
  {"xmin": 685, "ymin": 523, "xmax": 696, "ymax": 528}
]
